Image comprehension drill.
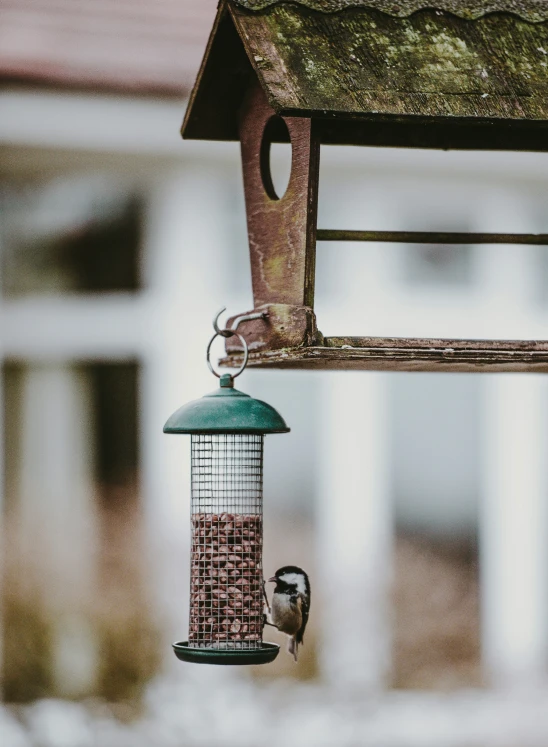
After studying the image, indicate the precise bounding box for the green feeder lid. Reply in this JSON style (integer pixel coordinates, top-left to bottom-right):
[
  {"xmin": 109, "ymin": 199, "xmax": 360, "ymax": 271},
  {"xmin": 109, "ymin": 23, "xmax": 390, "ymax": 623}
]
[{"xmin": 163, "ymin": 374, "xmax": 290, "ymax": 435}]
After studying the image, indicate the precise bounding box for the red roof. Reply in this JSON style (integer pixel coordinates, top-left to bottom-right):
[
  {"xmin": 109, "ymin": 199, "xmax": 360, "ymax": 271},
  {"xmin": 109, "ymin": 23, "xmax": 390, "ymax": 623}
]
[{"xmin": 0, "ymin": 0, "xmax": 218, "ymax": 94}]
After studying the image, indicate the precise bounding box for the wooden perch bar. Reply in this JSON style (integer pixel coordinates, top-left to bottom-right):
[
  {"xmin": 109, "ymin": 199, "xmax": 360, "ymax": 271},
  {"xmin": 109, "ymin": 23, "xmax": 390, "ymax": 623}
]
[
  {"xmin": 316, "ymin": 230, "xmax": 548, "ymax": 245},
  {"xmin": 221, "ymin": 336, "xmax": 548, "ymax": 373}
]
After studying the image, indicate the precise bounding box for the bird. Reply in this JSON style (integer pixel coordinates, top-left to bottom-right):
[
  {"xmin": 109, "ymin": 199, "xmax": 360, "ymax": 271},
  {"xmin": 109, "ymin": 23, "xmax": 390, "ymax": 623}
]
[{"xmin": 268, "ymin": 565, "xmax": 310, "ymax": 662}]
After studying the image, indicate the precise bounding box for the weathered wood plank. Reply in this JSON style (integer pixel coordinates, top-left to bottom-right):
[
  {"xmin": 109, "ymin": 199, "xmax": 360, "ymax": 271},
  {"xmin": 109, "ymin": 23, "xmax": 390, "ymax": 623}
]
[
  {"xmin": 239, "ymin": 81, "xmax": 320, "ymax": 307},
  {"xmin": 220, "ymin": 336, "xmax": 548, "ymax": 372}
]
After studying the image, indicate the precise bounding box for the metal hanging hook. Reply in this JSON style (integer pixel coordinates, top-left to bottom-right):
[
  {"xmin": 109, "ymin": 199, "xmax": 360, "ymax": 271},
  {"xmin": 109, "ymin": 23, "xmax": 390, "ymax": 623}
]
[
  {"xmin": 212, "ymin": 307, "xmax": 231, "ymax": 338},
  {"xmin": 207, "ymin": 307, "xmax": 267, "ymax": 379},
  {"xmin": 213, "ymin": 307, "xmax": 267, "ymax": 337}
]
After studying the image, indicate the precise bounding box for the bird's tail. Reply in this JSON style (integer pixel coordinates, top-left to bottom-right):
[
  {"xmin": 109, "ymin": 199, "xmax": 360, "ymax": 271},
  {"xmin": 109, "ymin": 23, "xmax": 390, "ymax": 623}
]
[{"xmin": 287, "ymin": 636, "xmax": 298, "ymax": 662}]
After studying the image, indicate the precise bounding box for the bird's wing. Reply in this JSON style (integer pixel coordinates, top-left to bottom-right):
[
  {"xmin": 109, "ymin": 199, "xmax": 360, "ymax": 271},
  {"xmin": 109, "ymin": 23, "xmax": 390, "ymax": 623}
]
[{"xmin": 295, "ymin": 593, "xmax": 309, "ymax": 645}]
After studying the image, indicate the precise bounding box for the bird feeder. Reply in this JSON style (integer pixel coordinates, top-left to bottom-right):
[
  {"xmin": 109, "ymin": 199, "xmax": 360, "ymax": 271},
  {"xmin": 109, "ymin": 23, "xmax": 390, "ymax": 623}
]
[
  {"xmin": 164, "ymin": 316, "xmax": 289, "ymax": 665},
  {"xmin": 183, "ymin": 0, "xmax": 548, "ymax": 373}
]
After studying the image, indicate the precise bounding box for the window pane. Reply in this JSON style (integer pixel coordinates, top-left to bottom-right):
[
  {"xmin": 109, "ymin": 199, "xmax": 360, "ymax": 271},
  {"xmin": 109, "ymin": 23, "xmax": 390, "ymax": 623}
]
[{"xmin": 1, "ymin": 177, "xmax": 143, "ymax": 297}]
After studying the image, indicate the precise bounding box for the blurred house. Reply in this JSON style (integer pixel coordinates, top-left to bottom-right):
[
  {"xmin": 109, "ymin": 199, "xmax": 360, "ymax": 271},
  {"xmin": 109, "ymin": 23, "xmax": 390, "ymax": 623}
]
[
  {"xmin": 0, "ymin": 0, "xmax": 223, "ymax": 704},
  {"xmin": 2, "ymin": 2, "xmax": 548, "ymax": 746}
]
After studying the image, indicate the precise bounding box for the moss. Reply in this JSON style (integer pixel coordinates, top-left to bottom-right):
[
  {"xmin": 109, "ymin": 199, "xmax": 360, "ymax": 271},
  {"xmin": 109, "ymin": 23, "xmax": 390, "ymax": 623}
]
[{"xmin": 239, "ymin": 4, "xmax": 548, "ymax": 118}]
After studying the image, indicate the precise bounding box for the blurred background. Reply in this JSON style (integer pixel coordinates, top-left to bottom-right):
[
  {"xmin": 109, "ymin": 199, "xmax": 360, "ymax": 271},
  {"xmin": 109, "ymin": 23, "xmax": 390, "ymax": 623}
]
[{"xmin": 2, "ymin": 1, "xmax": 548, "ymax": 745}]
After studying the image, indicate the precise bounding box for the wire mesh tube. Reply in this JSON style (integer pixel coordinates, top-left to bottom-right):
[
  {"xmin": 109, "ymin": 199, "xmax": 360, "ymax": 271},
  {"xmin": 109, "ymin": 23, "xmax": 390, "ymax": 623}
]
[{"xmin": 189, "ymin": 434, "xmax": 264, "ymax": 649}]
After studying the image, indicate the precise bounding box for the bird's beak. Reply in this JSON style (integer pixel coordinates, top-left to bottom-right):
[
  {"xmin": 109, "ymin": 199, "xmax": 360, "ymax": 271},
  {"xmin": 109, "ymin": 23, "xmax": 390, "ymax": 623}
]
[{"xmin": 268, "ymin": 576, "xmax": 277, "ymax": 583}]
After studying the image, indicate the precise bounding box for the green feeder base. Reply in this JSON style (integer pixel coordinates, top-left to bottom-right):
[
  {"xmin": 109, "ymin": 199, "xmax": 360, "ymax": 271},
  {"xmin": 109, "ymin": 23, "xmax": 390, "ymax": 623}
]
[{"xmin": 172, "ymin": 641, "xmax": 280, "ymax": 666}]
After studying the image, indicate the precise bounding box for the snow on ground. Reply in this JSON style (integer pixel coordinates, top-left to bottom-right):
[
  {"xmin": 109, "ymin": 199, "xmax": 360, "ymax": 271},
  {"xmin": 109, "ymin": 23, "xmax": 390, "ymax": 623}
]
[{"xmin": 3, "ymin": 668, "xmax": 548, "ymax": 747}]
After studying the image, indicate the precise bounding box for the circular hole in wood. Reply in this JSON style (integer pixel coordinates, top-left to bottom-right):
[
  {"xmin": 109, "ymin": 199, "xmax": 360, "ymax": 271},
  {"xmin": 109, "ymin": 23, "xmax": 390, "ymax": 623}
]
[{"xmin": 260, "ymin": 116, "xmax": 292, "ymax": 201}]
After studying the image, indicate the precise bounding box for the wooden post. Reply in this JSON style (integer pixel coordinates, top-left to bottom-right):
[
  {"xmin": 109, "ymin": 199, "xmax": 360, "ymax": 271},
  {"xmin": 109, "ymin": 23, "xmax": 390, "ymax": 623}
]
[
  {"xmin": 231, "ymin": 81, "xmax": 321, "ymax": 352},
  {"xmin": 239, "ymin": 81, "xmax": 320, "ymax": 308}
]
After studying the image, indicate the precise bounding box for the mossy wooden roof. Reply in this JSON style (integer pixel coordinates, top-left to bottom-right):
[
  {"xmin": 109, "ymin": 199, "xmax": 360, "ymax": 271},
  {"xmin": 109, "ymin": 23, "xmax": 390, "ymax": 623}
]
[
  {"xmin": 234, "ymin": 0, "xmax": 548, "ymax": 22},
  {"xmin": 183, "ymin": 0, "xmax": 548, "ymax": 148}
]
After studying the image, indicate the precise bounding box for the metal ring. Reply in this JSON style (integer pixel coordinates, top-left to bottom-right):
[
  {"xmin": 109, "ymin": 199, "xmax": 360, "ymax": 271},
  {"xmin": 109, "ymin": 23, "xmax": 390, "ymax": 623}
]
[{"xmin": 206, "ymin": 330, "xmax": 249, "ymax": 379}]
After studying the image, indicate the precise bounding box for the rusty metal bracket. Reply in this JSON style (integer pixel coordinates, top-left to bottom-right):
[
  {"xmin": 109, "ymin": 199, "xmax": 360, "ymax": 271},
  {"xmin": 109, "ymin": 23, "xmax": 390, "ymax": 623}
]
[{"xmin": 223, "ymin": 303, "xmax": 322, "ymax": 355}]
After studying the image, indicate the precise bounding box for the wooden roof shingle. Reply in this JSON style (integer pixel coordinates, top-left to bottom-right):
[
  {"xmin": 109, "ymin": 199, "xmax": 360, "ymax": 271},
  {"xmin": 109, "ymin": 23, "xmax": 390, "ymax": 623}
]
[
  {"xmin": 234, "ymin": 0, "xmax": 548, "ymax": 23},
  {"xmin": 183, "ymin": 0, "xmax": 548, "ymax": 149}
]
